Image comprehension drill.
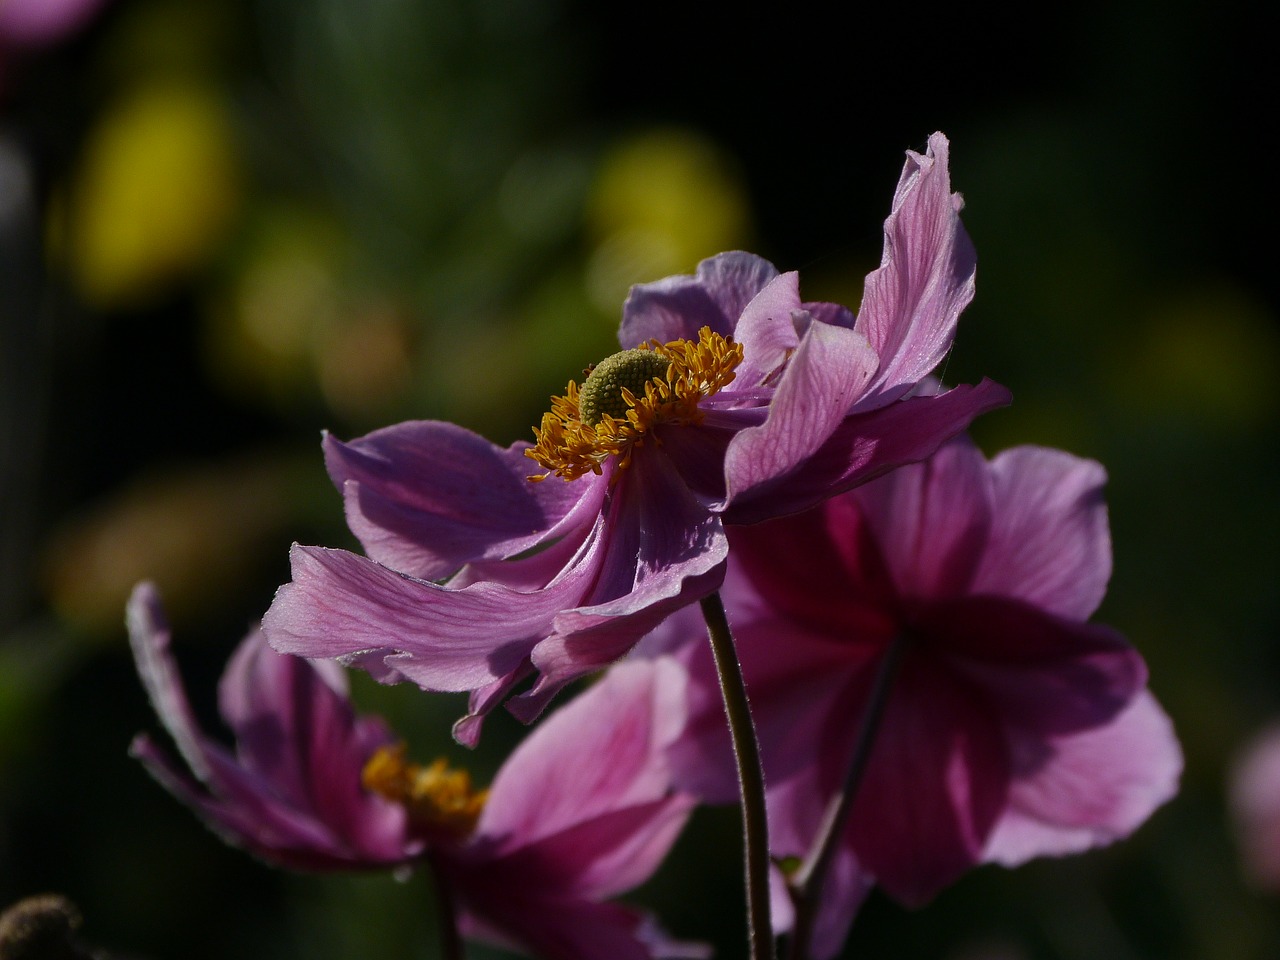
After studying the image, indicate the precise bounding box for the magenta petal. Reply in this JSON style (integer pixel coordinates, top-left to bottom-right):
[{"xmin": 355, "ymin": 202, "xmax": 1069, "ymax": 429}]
[
  {"xmin": 808, "ymin": 846, "xmax": 874, "ymax": 960},
  {"xmin": 855, "ymin": 133, "xmax": 977, "ymax": 401},
  {"xmin": 531, "ymin": 453, "xmax": 728, "ymax": 687},
  {"xmin": 850, "ymin": 655, "xmax": 1010, "ymax": 906},
  {"xmin": 970, "ymin": 446, "xmax": 1112, "ymax": 620},
  {"xmin": 921, "ymin": 596, "xmax": 1145, "ymax": 735},
  {"xmin": 723, "ymin": 378, "xmax": 1011, "ymax": 524},
  {"xmin": 723, "ymin": 320, "xmax": 880, "ymax": 509},
  {"xmin": 324, "ymin": 421, "xmax": 596, "ymax": 580},
  {"xmin": 620, "ymin": 251, "xmax": 779, "ymax": 347},
  {"xmin": 126, "ymin": 583, "xmax": 415, "ymax": 869},
  {"xmin": 263, "ymin": 545, "xmax": 579, "ymax": 691},
  {"xmin": 479, "ymin": 658, "xmax": 689, "ymax": 848},
  {"xmin": 984, "ymin": 691, "xmax": 1181, "ymax": 866},
  {"xmin": 851, "ymin": 436, "xmax": 992, "ymax": 600},
  {"xmin": 457, "ymin": 894, "xmax": 669, "ymax": 960}
]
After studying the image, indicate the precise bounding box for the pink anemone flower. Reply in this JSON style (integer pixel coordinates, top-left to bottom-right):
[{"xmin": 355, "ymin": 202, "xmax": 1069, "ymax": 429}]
[
  {"xmin": 664, "ymin": 438, "xmax": 1181, "ymax": 956},
  {"xmin": 128, "ymin": 582, "xmax": 701, "ymax": 959},
  {"xmin": 263, "ymin": 133, "xmax": 1009, "ymax": 743}
]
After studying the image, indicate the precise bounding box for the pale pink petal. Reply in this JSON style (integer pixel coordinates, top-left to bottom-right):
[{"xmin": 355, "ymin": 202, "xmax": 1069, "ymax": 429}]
[
  {"xmin": 479, "ymin": 658, "xmax": 688, "ymax": 848},
  {"xmin": 970, "ymin": 446, "xmax": 1112, "ymax": 620},
  {"xmin": 730, "ymin": 271, "xmax": 804, "ymax": 386},
  {"xmin": 620, "ymin": 251, "xmax": 779, "ymax": 347},
  {"xmin": 723, "ymin": 320, "xmax": 880, "ymax": 507},
  {"xmin": 984, "ymin": 691, "xmax": 1181, "ymax": 866},
  {"xmin": 855, "ymin": 132, "xmax": 977, "ymax": 402}
]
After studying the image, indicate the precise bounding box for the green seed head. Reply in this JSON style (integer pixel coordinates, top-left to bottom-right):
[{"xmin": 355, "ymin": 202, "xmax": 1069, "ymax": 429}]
[{"xmin": 578, "ymin": 349, "xmax": 671, "ymax": 426}]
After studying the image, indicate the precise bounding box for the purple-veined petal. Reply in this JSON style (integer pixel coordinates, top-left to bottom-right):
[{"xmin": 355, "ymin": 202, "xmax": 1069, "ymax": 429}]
[
  {"xmin": 479, "ymin": 658, "xmax": 688, "ymax": 850},
  {"xmin": 529, "ymin": 451, "xmax": 728, "ymax": 689},
  {"xmin": 486, "ymin": 796, "xmax": 694, "ymax": 900},
  {"xmin": 855, "ymin": 133, "xmax": 977, "ymax": 402},
  {"xmin": 730, "ymin": 271, "xmax": 804, "ymax": 387},
  {"xmin": 808, "ymin": 845, "xmax": 874, "ymax": 960},
  {"xmin": 848, "ymin": 653, "xmax": 1010, "ymax": 906},
  {"xmin": 620, "ymin": 251, "xmax": 779, "ymax": 347},
  {"xmin": 723, "ymin": 320, "xmax": 880, "ymax": 509},
  {"xmin": 850, "ymin": 436, "xmax": 992, "ymax": 600},
  {"xmin": 324, "ymin": 420, "xmax": 597, "ymax": 580},
  {"xmin": 723, "ymin": 378, "xmax": 1011, "ymax": 525},
  {"xmin": 127, "ymin": 582, "xmax": 211, "ymax": 780},
  {"xmin": 984, "ymin": 691, "xmax": 1181, "ymax": 866},
  {"xmin": 127, "ymin": 584, "xmax": 415, "ymax": 869},
  {"xmin": 921, "ymin": 596, "xmax": 1145, "ymax": 736},
  {"xmin": 263, "ymin": 544, "xmax": 591, "ymax": 691},
  {"xmin": 970, "ymin": 446, "xmax": 1112, "ymax": 620}
]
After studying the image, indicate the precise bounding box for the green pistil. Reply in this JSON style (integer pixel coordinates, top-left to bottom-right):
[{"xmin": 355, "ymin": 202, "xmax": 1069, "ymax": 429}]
[{"xmin": 578, "ymin": 349, "xmax": 671, "ymax": 426}]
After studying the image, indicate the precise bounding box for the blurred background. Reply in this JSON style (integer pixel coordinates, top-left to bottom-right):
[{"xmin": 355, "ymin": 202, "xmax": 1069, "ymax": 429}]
[{"xmin": 1, "ymin": 0, "xmax": 1276, "ymax": 957}]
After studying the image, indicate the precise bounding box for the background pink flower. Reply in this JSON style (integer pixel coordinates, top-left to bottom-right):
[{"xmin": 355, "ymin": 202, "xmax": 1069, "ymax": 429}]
[{"xmin": 666, "ymin": 438, "xmax": 1181, "ymax": 954}]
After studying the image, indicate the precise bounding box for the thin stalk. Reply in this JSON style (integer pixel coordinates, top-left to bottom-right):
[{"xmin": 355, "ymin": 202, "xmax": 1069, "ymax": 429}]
[
  {"xmin": 428, "ymin": 852, "xmax": 465, "ymax": 960},
  {"xmin": 700, "ymin": 591, "xmax": 775, "ymax": 960},
  {"xmin": 786, "ymin": 633, "xmax": 912, "ymax": 960}
]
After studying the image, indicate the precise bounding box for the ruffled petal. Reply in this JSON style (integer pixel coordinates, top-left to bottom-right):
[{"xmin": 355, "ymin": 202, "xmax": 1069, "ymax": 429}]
[
  {"xmin": 984, "ymin": 691, "xmax": 1181, "ymax": 866},
  {"xmin": 479, "ymin": 658, "xmax": 689, "ymax": 848},
  {"xmin": 730, "ymin": 271, "xmax": 804, "ymax": 387},
  {"xmin": 722, "ymin": 379, "xmax": 1011, "ymax": 524},
  {"xmin": 324, "ymin": 420, "xmax": 597, "ymax": 581},
  {"xmin": 263, "ymin": 545, "xmax": 585, "ymax": 691},
  {"xmin": 855, "ymin": 132, "xmax": 977, "ymax": 402},
  {"xmin": 126, "ymin": 584, "xmax": 414, "ymax": 869},
  {"xmin": 620, "ymin": 251, "xmax": 779, "ymax": 347},
  {"xmin": 529, "ymin": 451, "xmax": 728, "ymax": 688},
  {"xmin": 970, "ymin": 446, "xmax": 1112, "ymax": 620},
  {"xmin": 723, "ymin": 320, "xmax": 880, "ymax": 510}
]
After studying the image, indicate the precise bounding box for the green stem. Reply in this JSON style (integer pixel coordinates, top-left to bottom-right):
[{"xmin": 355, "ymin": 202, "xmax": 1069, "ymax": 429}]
[
  {"xmin": 786, "ymin": 633, "xmax": 911, "ymax": 960},
  {"xmin": 428, "ymin": 852, "xmax": 465, "ymax": 960},
  {"xmin": 700, "ymin": 591, "xmax": 775, "ymax": 960}
]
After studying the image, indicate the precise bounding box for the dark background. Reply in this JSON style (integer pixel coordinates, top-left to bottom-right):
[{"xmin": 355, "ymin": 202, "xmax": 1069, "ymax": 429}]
[{"xmin": 1, "ymin": 0, "xmax": 1276, "ymax": 957}]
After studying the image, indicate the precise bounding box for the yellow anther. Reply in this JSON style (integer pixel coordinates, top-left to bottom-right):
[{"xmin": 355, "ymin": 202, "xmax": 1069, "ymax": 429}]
[
  {"xmin": 362, "ymin": 744, "xmax": 487, "ymax": 840},
  {"xmin": 526, "ymin": 326, "xmax": 743, "ymax": 482}
]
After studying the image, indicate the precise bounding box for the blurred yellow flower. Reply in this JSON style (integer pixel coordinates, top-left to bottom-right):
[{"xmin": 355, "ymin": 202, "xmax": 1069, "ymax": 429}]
[{"xmin": 56, "ymin": 82, "xmax": 240, "ymax": 309}]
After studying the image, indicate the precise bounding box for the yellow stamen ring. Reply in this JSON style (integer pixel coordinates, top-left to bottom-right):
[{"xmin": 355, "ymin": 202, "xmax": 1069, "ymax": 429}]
[
  {"xmin": 362, "ymin": 744, "xmax": 487, "ymax": 840},
  {"xmin": 525, "ymin": 326, "xmax": 744, "ymax": 482}
]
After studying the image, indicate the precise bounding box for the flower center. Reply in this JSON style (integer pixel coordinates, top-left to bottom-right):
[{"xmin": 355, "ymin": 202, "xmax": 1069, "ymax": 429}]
[
  {"xmin": 525, "ymin": 326, "xmax": 744, "ymax": 482},
  {"xmin": 362, "ymin": 744, "xmax": 487, "ymax": 840}
]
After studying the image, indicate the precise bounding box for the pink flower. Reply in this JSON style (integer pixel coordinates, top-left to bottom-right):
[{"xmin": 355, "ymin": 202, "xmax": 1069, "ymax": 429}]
[
  {"xmin": 129, "ymin": 582, "xmax": 700, "ymax": 959},
  {"xmin": 127, "ymin": 582, "xmax": 420, "ymax": 870},
  {"xmin": 263, "ymin": 134, "xmax": 1009, "ymax": 743},
  {"xmin": 666, "ymin": 438, "xmax": 1181, "ymax": 954},
  {"xmin": 441, "ymin": 658, "xmax": 705, "ymax": 960},
  {"xmin": 1229, "ymin": 725, "xmax": 1280, "ymax": 890}
]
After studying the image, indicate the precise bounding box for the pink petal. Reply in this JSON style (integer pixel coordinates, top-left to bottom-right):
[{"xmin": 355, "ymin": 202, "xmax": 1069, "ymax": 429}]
[
  {"xmin": 324, "ymin": 421, "xmax": 597, "ymax": 581},
  {"xmin": 849, "ymin": 654, "xmax": 1010, "ymax": 906},
  {"xmin": 731, "ymin": 271, "xmax": 804, "ymax": 386},
  {"xmin": 723, "ymin": 319, "xmax": 880, "ymax": 508},
  {"xmin": 479, "ymin": 658, "xmax": 689, "ymax": 848},
  {"xmin": 855, "ymin": 132, "xmax": 977, "ymax": 401},
  {"xmin": 263, "ymin": 545, "xmax": 583, "ymax": 690},
  {"xmin": 969, "ymin": 446, "xmax": 1112, "ymax": 620},
  {"xmin": 722, "ymin": 379, "xmax": 1011, "ymax": 524},
  {"xmin": 619, "ymin": 251, "xmax": 779, "ymax": 347},
  {"xmin": 984, "ymin": 691, "xmax": 1181, "ymax": 866}
]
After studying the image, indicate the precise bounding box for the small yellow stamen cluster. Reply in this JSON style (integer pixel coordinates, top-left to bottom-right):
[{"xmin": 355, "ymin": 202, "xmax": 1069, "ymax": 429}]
[
  {"xmin": 526, "ymin": 326, "xmax": 744, "ymax": 482},
  {"xmin": 362, "ymin": 744, "xmax": 487, "ymax": 840}
]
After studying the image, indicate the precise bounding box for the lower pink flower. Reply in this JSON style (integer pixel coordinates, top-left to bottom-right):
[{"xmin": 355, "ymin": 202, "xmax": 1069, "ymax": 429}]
[
  {"xmin": 663, "ymin": 437, "xmax": 1181, "ymax": 956},
  {"xmin": 128, "ymin": 582, "xmax": 701, "ymax": 959}
]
